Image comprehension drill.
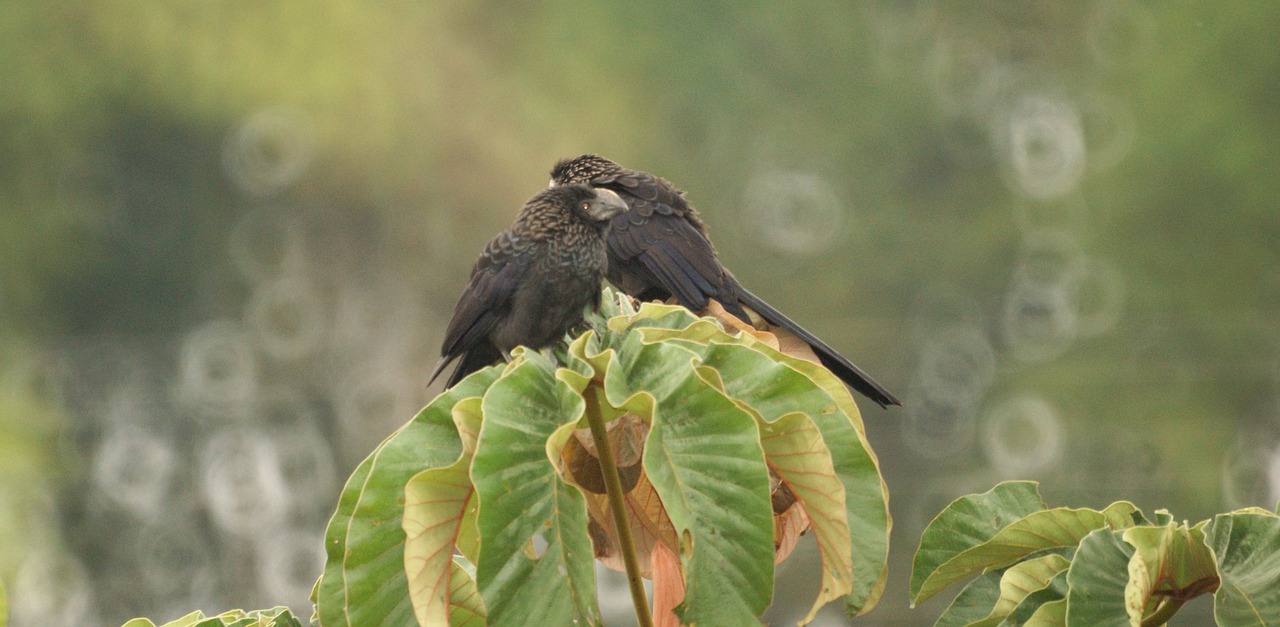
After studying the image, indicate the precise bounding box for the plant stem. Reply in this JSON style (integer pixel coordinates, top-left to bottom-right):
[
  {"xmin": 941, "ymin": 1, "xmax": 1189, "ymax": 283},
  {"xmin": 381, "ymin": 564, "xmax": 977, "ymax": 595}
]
[
  {"xmin": 584, "ymin": 383, "xmax": 654, "ymax": 627},
  {"xmin": 1141, "ymin": 596, "xmax": 1186, "ymax": 627}
]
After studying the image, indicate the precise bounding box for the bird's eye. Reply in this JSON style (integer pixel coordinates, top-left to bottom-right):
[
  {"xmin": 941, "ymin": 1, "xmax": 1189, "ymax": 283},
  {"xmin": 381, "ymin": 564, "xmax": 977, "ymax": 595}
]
[{"xmin": 581, "ymin": 202, "xmax": 591, "ymax": 211}]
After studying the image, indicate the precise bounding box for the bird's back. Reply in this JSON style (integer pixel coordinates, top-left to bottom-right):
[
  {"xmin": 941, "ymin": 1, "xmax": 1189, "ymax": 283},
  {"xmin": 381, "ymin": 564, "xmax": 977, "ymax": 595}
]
[
  {"xmin": 583, "ymin": 167, "xmax": 745, "ymax": 318},
  {"xmin": 550, "ymin": 154, "xmax": 900, "ymax": 408}
]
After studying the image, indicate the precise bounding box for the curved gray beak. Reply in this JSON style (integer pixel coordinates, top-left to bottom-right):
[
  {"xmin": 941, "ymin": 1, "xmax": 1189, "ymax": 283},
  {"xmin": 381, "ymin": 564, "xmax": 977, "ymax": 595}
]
[{"xmin": 588, "ymin": 188, "xmax": 629, "ymax": 221}]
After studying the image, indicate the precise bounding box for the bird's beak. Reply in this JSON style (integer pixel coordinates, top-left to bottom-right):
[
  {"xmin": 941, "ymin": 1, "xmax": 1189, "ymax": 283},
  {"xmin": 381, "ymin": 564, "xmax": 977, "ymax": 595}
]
[{"xmin": 589, "ymin": 188, "xmax": 629, "ymax": 221}]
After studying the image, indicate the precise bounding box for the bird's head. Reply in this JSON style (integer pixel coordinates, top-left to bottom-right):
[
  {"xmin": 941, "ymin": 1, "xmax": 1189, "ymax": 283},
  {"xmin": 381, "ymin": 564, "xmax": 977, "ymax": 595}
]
[
  {"xmin": 571, "ymin": 186, "xmax": 628, "ymax": 223},
  {"xmin": 514, "ymin": 185, "xmax": 626, "ymax": 237},
  {"xmin": 550, "ymin": 153, "xmax": 623, "ymax": 186}
]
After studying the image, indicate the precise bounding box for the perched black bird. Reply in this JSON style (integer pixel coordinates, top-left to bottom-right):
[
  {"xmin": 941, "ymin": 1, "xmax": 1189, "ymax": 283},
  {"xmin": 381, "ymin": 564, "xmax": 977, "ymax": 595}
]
[
  {"xmin": 551, "ymin": 154, "xmax": 900, "ymax": 408},
  {"xmin": 428, "ymin": 184, "xmax": 629, "ymax": 388}
]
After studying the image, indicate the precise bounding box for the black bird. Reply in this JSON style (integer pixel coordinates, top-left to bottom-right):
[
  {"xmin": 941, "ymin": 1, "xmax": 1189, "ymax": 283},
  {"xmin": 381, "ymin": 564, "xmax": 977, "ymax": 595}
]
[
  {"xmin": 428, "ymin": 184, "xmax": 629, "ymax": 388},
  {"xmin": 551, "ymin": 154, "xmax": 900, "ymax": 408}
]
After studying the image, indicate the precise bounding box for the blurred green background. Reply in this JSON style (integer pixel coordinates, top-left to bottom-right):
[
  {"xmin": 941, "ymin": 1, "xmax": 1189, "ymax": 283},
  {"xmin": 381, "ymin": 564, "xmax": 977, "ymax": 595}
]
[{"xmin": 3, "ymin": 2, "xmax": 1278, "ymax": 625}]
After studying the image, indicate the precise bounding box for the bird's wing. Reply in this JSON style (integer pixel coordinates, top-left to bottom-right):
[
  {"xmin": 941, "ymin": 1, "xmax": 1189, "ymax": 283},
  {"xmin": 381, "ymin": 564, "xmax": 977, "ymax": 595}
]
[
  {"xmin": 437, "ymin": 231, "xmax": 533, "ymax": 361},
  {"xmin": 595, "ymin": 171, "xmax": 732, "ymax": 313}
]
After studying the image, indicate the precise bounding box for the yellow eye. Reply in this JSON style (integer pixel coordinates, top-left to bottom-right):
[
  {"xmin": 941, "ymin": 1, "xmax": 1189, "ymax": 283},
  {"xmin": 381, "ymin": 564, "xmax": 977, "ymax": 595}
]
[{"xmin": 581, "ymin": 202, "xmax": 591, "ymax": 211}]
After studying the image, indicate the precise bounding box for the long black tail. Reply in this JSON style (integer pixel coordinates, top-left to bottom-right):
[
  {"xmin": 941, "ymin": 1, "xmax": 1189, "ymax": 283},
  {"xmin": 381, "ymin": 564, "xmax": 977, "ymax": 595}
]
[
  {"xmin": 731, "ymin": 283, "xmax": 900, "ymax": 409},
  {"xmin": 429, "ymin": 342, "xmax": 503, "ymax": 390}
]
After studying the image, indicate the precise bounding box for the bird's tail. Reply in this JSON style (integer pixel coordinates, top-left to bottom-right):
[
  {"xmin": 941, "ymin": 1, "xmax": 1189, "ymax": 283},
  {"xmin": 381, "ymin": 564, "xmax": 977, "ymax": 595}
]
[
  {"xmin": 427, "ymin": 355, "xmax": 455, "ymax": 388},
  {"xmin": 731, "ymin": 283, "xmax": 900, "ymax": 409},
  {"xmin": 429, "ymin": 342, "xmax": 504, "ymax": 390}
]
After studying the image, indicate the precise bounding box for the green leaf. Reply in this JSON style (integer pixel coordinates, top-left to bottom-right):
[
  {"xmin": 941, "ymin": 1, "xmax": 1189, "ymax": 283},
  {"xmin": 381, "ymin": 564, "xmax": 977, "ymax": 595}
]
[
  {"xmin": 1100, "ymin": 501, "xmax": 1148, "ymax": 530},
  {"xmin": 315, "ymin": 368, "xmax": 501, "ymax": 627},
  {"xmin": 746, "ymin": 346, "xmax": 893, "ymax": 615},
  {"xmin": 914, "ymin": 500, "xmax": 1137, "ymax": 605},
  {"xmin": 910, "ymin": 481, "xmax": 1046, "ymax": 605},
  {"xmin": 470, "ymin": 353, "xmax": 601, "ymax": 626},
  {"xmin": 1208, "ymin": 509, "xmax": 1280, "ymax": 625},
  {"xmin": 1007, "ymin": 568, "xmax": 1070, "ymax": 625},
  {"xmin": 640, "ymin": 322, "xmax": 892, "ymax": 615},
  {"xmin": 598, "ymin": 331, "xmax": 775, "ymax": 626},
  {"xmin": 167, "ymin": 615, "xmax": 204, "ymax": 627},
  {"xmin": 402, "ymin": 396, "xmax": 485, "ymax": 627},
  {"xmin": 121, "ymin": 618, "xmax": 166, "ymax": 627},
  {"xmin": 933, "ymin": 571, "xmax": 1001, "ymax": 627},
  {"xmin": 122, "ymin": 608, "xmax": 304, "ymax": 627},
  {"xmin": 754, "ymin": 410, "xmax": 852, "ymax": 624},
  {"xmin": 447, "ymin": 557, "xmax": 486, "ymax": 626},
  {"xmin": 1122, "ymin": 521, "xmax": 1219, "ymax": 625},
  {"xmin": 675, "ymin": 337, "xmax": 885, "ymax": 611},
  {"xmin": 1063, "ymin": 529, "xmax": 1134, "ymax": 627},
  {"xmin": 1024, "ymin": 598, "xmax": 1066, "ymax": 626},
  {"xmin": 607, "ymin": 301, "xmax": 701, "ymax": 336},
  {"xmin": 0, "ymin": 578, "xmax": 6, "ymax": 627},
  {"xmin": 969, "ymin": 553, "xmax": 1071, "ymax": 627},
  {"xmin": 214, "ymin": 607, "xmax": 304, "ymax": 627}
]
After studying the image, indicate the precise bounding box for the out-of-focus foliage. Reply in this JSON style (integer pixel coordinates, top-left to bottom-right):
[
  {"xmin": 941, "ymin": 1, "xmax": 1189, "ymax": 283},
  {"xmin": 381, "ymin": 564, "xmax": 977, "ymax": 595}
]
[{"xmin": 2, "ymin": 2, "xmax": 1278, "ymax": 624}]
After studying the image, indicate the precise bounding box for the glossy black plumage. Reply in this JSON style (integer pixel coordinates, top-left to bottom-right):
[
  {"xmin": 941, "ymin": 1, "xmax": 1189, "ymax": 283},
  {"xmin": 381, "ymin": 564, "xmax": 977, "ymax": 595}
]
[
  {"xmin": 551, "ymin": 154, "xmax": 900, "ymax": 408},
  {"xmin": 429, "ymin": 184, "xmax": 628, "ymax": 388}
]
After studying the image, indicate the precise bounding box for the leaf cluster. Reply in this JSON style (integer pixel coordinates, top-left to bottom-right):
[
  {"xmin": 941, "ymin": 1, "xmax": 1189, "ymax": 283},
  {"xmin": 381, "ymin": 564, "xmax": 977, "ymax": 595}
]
[
  {"xmin": 310, "ymin": 289, "xmax": 891, "ymax": 626},
  {"xmin": 121, "ymin": 607, "xmax": 304, "ymax": 627},
  {"xmin": 910, "ymin": 481, "xmax": 1280, "ymax": 626}
]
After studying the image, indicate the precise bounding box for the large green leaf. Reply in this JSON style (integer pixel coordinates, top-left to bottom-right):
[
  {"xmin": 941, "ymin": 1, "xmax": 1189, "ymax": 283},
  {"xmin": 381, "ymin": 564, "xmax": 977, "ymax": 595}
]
[
  {"xmin": 1208, "ymin": 508, "xmax": 1280, "ymax": 625},
  {"xmin": 597, "ymin": 300, "xmax": 890, "ymax": 620},
  {"xmin": 971, "ymin": 553, "xmax": 1072, "ymax": 627},
  {"xmin": 631, "ymin": 316, "xmax": 892, "ymax": 615},
  {"xmin": 930, "ymin": 554, "xmax": 1071, "ymax": 627},
  {"xmin": 446, "ymin": 557, "xmax": 486, "ymax": 626},
  {"xmin": 751, "ymin": 350, "xmax": 893, "ymax": 616},
  {"xmin": 1007, "ymin": 568, "xmax": 1070, "ymax": 625},
  {"xmin": 696, "ymin": 337, "xmax": 891, "ymax": 611},
  {"xmin": 1024, "ymin": 598, "xmax": 1067, "ymax": 626},
  {"xmin": 470, "ymin": 353, "xmax": 601, "ymax": 626},
  {"xmin": 753, "ymin": 410, "xmax": 851, "ymax": 624},
  {"xmin": 1063, "ymin": 529, "xmax": 1133, "ymax": 627},
  {"xmin": 910, "ymin": 481, "xmax": 1046, "ymax": 605},
  {"xmin": 934, "ymin": 571, "xmax": 1001, "ymax": 627},
  {"xmin": 1121, "ymin": 521, "xmax": 1218, "ymax": 625},
  {"xmin": 402, "ymin": 396, "xmax": 486, "ymax": 627},
  {"xmin": 315, "ymin": 368, "xmax": 500, "ymax": 627},
  {"xmin": 606, "ymin": 301, "xmax": 701, "ymax": 337},
  {"xmin": 597, "ymin": 331, "xmax": 775, "ymax": 626}
]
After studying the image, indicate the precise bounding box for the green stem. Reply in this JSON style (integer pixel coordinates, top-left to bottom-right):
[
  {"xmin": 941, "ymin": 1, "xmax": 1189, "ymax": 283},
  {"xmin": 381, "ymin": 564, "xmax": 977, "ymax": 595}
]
[
  {"xmin": 584, "ymin": 383, "xmax": 654, "ymax": 627},
  {"xmin": 1141, "ymin": 596, "xmax": 1186, "ymax": 627}
]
